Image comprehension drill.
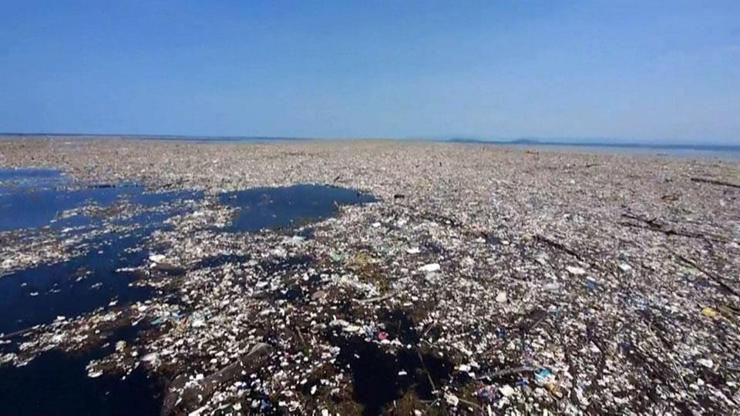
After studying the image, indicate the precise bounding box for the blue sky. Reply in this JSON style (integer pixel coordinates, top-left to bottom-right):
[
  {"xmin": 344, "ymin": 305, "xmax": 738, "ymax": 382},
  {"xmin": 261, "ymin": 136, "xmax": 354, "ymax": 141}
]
[{"xmin": 1, "ymin": 1, "xmax": 739, "ymax": 143}]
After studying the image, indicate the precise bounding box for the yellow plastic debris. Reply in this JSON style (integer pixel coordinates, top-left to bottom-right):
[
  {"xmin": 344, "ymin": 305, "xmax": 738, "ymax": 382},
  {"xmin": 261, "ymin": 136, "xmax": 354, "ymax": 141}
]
[
  {"xmin": 702, "ymin": 307, "xmax": 718, "ymax": 318},
  {"xmin": 545, "ymin": 382, "xmax": 564, "ymax": 399}
]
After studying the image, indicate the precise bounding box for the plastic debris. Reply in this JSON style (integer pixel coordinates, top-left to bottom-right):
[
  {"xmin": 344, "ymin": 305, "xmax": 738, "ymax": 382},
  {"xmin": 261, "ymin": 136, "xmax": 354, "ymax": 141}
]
[
  {"xmin": 702, "ymin": 307, "xmax": 719, "ymax": 318},
  {"xmin": 418, "ymin": 263, "xmax": 440, "ymax": 273},
  {"xmin": 544, "ymin": 382, "xmax": 564, "ymax": 399},
  {"xmin": 499, "ymin": 385, "xmax": 516, "ymax": 397},
  {"xmin": 566, "ymin": 266, "xmax": 586, "ymax": 275},
  {"xmin": 476, "ymin": 385, "xmax": 498, "ymax": 403},
  {"xmin": 697, "ymin": 358, "xmax": 714, "ymax": 368},
  {"xmin": 534, "ymin": 367, "xmax": 554, "ymax": 384},
  {"xmin": 329, "ymin": 251, "xmax": 344, "ymax": 263},
  {"xmin": 1, "ymin": 139, "xmax": 738, "ymax": 416}
]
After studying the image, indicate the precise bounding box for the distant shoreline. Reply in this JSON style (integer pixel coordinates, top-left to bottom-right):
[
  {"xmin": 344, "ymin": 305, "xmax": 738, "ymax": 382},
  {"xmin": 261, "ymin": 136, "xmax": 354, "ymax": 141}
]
[
  {"xmin": 446, "ymin": 138, "xmax": 740, "ymax": 153},
  {"xmin": 1, "ymin": 133, "xmax": 738, "ymax": 153}
]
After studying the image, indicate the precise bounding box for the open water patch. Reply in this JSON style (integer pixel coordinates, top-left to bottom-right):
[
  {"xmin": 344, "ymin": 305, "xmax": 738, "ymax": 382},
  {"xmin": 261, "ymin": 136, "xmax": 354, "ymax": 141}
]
[
  {"xmin": 0, "ymin": 177, "xmax": 376, "ymax": 415},
  {"xmin": 0, "ymin": 331, "xmax": 162, "ymax": 415},
  {"xmin": 0, "ymin": 168, "xmax": 204, "ymax": 415},
  {"xmin": 0, "ymin": 167, "xmax": 62, "ymax": 183},
  {"xmin": 334, "ymin": 337, "xmax": 453, "ymax": 416},
  {"xmin": 330, "ymin": 310, "xmax": 453, "ymax": 415},
  {"xmin": 218, "ymin": 184, "xmax": 375, "ymax": 232},
  {"xmin": 0, "ymin": 232, "xmax": 151, "ymax": 334},
  {"xmin": 0, "ymin": 168, "xmax": 202, "ymax": 232},
  {"xmin": 0, "ymin": 170, "xmax": 203, "ymax": 333}
]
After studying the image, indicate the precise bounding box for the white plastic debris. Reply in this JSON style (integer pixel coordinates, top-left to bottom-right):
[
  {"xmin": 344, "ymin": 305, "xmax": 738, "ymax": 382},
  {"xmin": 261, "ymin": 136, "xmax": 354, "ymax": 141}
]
[
  {"xmin": 566, "ymin": 266, "xmax": 586, "ymax": 275},
  {"xmin": 418, "ymin": 263, "xmax": 440, "ymax": 273},
  {"xmin": 697, "ymin": 358, "xmax": 714, "ymax": 368},
  {"xmin": 500, "ymin": 384, "xmax": 516, "ymax": 397},
  {"xmin": 149, "ymin": 254, "xmax": 166, "ymax": 263}
]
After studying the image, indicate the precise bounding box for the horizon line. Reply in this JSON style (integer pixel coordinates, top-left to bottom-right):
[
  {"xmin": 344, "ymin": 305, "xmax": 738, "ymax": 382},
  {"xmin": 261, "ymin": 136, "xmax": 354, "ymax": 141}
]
[{"xmin": 0, "ymin": 131, "xmax": 738, "ymax": 149}]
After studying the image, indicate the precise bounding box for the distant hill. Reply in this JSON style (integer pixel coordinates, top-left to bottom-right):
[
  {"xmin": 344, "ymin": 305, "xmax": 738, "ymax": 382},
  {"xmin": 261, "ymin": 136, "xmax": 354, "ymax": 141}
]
[{"xmin": 445, "ymin": 137, "xmax": 740, "ymax": 152}]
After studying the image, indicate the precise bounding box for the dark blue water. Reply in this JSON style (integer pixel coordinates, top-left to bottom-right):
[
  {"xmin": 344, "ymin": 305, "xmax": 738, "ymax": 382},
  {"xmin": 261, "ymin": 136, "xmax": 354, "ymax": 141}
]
[
  {"xmin": 0, "ymin": 167, "xmax": 62, "ymax": 182},
  {"xmin": 219, "ymin": 184, "xmax": 376, "ymax": 232},
  {"xmin": 0, "ymin": 176, "xmax": 375, "ymax": 416},
  {"xmin": 0, "ymin": 169, "xmax": 201, "ymax": 231},
  {"xmin": 2, "ymin": 185, "xmax": 127, "ymax": 230},
  {"xmin": 0, "ymin": 168, "xmax": 205, "ymax": 334},
  {"xmin": 0, "ymin": 336, "xmax": 162, "ymax": 415},
  {"xmin": 0, "ymin": 233, "xmax": 151, "ymax": 334},
  {"xmin": 0, "ymin": 169, "xmax": 204, "ymax": 416}
]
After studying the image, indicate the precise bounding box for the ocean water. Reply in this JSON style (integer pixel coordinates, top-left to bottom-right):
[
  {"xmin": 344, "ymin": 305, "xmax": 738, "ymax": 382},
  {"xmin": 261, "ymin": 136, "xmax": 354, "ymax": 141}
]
[
  {"xmin": 0, "ymin": 337, "xmax": 162, "ymax": 415},
  {"xmin": 0, "ymin": 169, "xmax": 202, "ymax": 231},
  {"xmin": 219, "ymin": 184, "xmax": 376, "ymax": 232},
  {"xmin": 0, "ymin": 168, "xmax": 376, "ymax": 416}
]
